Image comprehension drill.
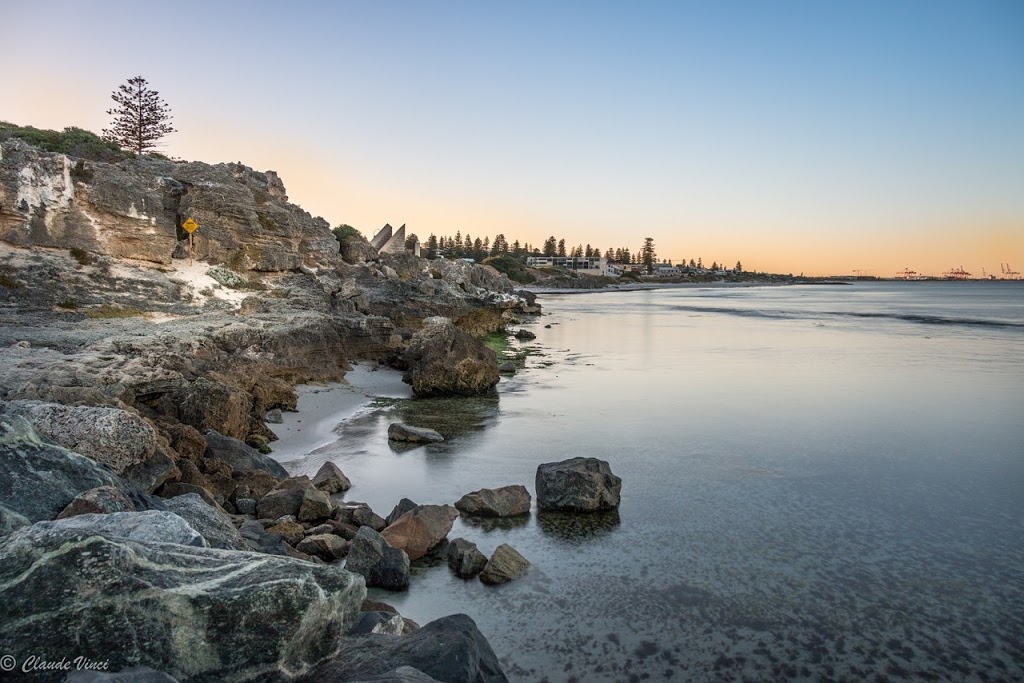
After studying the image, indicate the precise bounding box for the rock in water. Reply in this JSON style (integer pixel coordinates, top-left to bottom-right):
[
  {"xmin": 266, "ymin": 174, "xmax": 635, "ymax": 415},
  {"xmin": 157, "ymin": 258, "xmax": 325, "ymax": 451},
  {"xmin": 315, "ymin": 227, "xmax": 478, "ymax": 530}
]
[
  {"xmin": 479, "ymin": 544, "xmax": 530, "ymax": 585},
  {"xmin": 454, "ymin": 485, "xmax": 531, "ymax": 517},
  {"xmin": 381, "ymin": 505, "xmax": 459, "ymax": 561},
  {"xmin": 297, "ymin": 613, "xmax": 508, "ymax": 683},
  {"xmin": 346, "ymin": 526, "xmax": 410, "ymax": 591},
  {"xmin": 385, "ymin": 498, "xmax": 418, "ymax": 526},
  {"xmin": 446, "ymin": 538, "xmax": 488, "ymax": 579},
  {"xmin": 0, "ymin": 523, "xmax": 365, "ymax": 681},
  {"xmin": 535, "ymin": 457, "xmax": 622, "ymax": 512},
  {"xmin": 401, "ymin": 317, "xmax": 499, "ymax": 397},
  {"xmin": 387, "ymin": 423, "xmax": 444, "ymax": 443}
]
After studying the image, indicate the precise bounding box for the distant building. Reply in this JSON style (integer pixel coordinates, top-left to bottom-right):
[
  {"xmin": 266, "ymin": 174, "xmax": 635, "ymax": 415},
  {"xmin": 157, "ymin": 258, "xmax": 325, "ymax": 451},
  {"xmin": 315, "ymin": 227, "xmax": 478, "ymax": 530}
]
[
  {"xmin": 525, "ymin": 256, "xmax": 618, "ymax": 277},
  {"xmin": 370, "ymin": 223, "xmax": 419, "ymax": 256}
]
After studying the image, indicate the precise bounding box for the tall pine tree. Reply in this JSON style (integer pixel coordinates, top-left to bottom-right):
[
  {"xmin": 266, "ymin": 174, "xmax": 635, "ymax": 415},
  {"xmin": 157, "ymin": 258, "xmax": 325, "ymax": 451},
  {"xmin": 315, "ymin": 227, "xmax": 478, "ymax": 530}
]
[{"xmin": 102, "ymin": 76, "xmax": 175, "ymax": 156}]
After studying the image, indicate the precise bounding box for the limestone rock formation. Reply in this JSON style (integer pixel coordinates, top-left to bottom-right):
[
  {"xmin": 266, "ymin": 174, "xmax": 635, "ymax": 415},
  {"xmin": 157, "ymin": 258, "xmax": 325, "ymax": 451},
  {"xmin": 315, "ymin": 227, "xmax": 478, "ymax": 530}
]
[
  {"xmin": 0, "ymin": 522, "xmax": 366, "ymax": 682},
  {"xmin": 454, "ymin": 485, "xmax": 531, "ymax": 518},
  {"xmin": 535, "ymin": 457, "xmax": 622, "ymax": 512},
  {"xmin": 401, "ymin": 318, "xmax": 499, "ymax": 397}
]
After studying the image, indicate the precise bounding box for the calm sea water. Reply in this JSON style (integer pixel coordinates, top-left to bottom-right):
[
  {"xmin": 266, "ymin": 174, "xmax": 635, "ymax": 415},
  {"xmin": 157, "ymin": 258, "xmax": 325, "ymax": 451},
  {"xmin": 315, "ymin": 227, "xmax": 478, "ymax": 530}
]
[{"xmin": 286, "ymin": 282, "xmax": 1024, "ymax": 682}]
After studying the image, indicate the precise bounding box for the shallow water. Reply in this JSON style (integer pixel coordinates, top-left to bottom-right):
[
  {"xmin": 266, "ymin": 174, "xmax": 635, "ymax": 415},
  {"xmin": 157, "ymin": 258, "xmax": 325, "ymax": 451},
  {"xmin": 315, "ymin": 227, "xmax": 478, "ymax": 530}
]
[{"xmin": 286, "ymin": 281, "xmax": 1024, "ymax": 682}]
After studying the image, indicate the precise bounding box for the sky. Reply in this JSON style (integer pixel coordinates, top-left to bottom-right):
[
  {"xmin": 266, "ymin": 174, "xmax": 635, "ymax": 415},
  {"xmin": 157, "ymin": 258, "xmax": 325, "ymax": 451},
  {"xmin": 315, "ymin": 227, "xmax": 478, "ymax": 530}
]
[{"xmin": 3, "ymin": 0, "xmax": 1022, "ymax": 276}]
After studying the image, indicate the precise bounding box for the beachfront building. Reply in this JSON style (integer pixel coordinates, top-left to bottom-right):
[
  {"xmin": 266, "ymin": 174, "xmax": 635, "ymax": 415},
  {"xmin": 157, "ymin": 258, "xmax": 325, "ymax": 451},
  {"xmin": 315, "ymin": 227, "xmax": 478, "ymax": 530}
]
[{"xmin": 525, "ymin": 255, "xmax": 619, "ymax": 277}]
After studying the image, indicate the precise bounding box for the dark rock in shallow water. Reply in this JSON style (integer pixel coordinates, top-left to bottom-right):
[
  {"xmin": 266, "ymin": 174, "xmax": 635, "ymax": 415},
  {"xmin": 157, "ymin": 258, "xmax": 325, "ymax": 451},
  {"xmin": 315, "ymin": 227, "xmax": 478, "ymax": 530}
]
[
  {"xmin": 0, "ymin": 503, "xmax": 30, "ymax": 537},
  {"xmin": 454, "ymin": 485, "xmax": 531, "ymax": 518},
  {"xmin": 446, "ymin": 537, "xmax": 488, "ymax": 579},
  {"xmin": 313, "ymin": 461, "xmax": 352, "ymax": 493},
  {"xmin": 535, "ymin": 457, "xmax": 622, "ymax": 512},
  {"xmin": 479, "ymin": 543, "xmax": 530, "ymax": 585},
  {"xmin": 162, "ymin": 493, "xmax": 248, "ymax": 550},
  {"xmin": 346, "ymin": 526, "xmax": 410, "ymax": 591},
  {"xmin": 512, "ymin": 329, "xmax": 536, "ymax": 340},
  {"xmin": 385, "ymin": 498, "xmax": 419, "ymax": 526},
  {"xmin": 0, "ymin": 523, "xmax": 365, "ymax": 682},
  {"xmin": 381, "ymin": 505, "xmax": 459, "ymax": 561},
  {"xmin": 387, "ymin": 423, "xmax": 444, "ymax": 443},
  {"xmin": 264, "ymin": 408, "xmax": 284, "ymax": 424},
  {"xmin": 298, "ymin": 614, "xmax": 507, "ymax": 683},
  {"xmin": 57, "ymin": 485, "xmax": 136, "ymax": 519},
  {"xmin": 401, "ymin": 317, "xmax": 499, "ymax": 397},
  {"xmin": 0, "ymin": 416, "xmax": 145, "ymax": 522},
  {"xmin": 204, "ymin": 429, "xmax": 289, "ymax": 478}
]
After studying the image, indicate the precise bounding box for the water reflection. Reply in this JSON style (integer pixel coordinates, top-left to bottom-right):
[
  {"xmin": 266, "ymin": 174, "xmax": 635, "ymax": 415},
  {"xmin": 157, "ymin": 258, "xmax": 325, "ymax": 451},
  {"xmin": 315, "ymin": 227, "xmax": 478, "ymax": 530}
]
[
  {"xmin": 388, "ymin": 394, "xmax": 500, "ymax": 441},
  {"xmin": 536, "ymin": 509, "xmax": 622, "ymax": 541},
  {"xmin": 460, "ymin": 514, "xmax": 531, "ymax": 532}
]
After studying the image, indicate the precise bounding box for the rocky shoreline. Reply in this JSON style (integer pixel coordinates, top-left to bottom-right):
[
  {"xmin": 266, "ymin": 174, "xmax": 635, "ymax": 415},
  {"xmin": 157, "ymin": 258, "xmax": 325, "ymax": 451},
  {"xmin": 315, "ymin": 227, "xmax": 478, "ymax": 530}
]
[{"xmin": 0, "ymin": 138, "xmax": 622, "ymax": 682}]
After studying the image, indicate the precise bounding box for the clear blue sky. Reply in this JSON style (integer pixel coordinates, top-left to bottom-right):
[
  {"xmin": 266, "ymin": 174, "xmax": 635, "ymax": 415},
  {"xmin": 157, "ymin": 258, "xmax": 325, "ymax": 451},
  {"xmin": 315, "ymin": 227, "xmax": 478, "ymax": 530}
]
[{"xmin": 4, "ymin": 0, "xmax": 1022, "ymax": 275}]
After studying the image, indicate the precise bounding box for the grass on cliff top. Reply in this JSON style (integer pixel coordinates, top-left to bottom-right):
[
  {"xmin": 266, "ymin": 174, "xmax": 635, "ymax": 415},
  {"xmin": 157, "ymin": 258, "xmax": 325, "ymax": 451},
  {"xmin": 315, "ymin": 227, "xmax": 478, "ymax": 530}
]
[{"xmin": 0, "ymin": 121, "xmax": 131, "ymax": 162}]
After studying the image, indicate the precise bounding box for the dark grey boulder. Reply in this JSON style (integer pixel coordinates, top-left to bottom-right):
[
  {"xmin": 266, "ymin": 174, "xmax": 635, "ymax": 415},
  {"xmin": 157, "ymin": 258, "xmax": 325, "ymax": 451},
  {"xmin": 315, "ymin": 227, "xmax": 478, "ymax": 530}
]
[
  {"xmin": 385, "ymin": 498, "xmax": 418, "ymax": 526},
  {"xmin": 203, "ymin": 429, "xmax": 288, "ymax": 478},
  {"xmin": 239, "ymin": 519, "xmax": 289, "ymax": 555},
  {"xmin": 313, "ymin": 461, "xmax": 352, "ymax": 493},
  {"xmin": 265, "ymin": 408, "xmax": 284, "ymax": 424},
  {"xmin": 298, "ymin": 486, "xmax": 334, "ymax": 522},
  {"xmin": 162, "ymin": 493, "xmax": 248, "ymax": 550},
  {"xmin": 479, "ymin": 543, "xmax": 530, "ymax": 585},
  {"xmin": 446, "ymin": 537, "xmax": 487, "ymax": 579},
  {"xmin": 535, "ymin": 457, "xmax": 622, "ymax": 512},
  {"xmin": 512, "ymin": 329, "xmax": 536, "ymax": 340},
  {"xmin": 348, "ymin": 667, "xmax": 442, "ymax": 683},
  {"xmin": 346, "ymin": 526, "xmax": 410, "ymax": 591},
  {"xmin": 380, "ymin": 504, "xmax": 459, "ymax": 561},
  {"xmin": 257, "ymin": 486, "xmax": 305, "ymax": 520},
  {"xmin": 0, "ymin": 523, "xmax": 365, "ymax": 682},
  {"xmin": 348, "ymin": 611, "xmax": 406, "ymax": 636},
  {"xmin": 337, "ymin": 503, "xmax": 387, "ymax": 531},
  {"xmin": 454, "ymin": 485, "xmax": 531, "ymax": 518},
  {"xmin": 297, "ymin": 613, "xmax": 508, "ymax": 683},
  {"xmin": 401, "ymin": 318, "xmax": 500, "ymax": 397},
  {"xmin": 66, "ymin": 667, "xmax": 181, "ymax": 682},
  {"xmin": 387, "ymin": 423, "xmax": 444, "ymax": 443},
  {"xmin": 0, "ymin": 416, "xmax": 137, "ymax": 522},
  {"xmin": 57, "ymin": 485, "xmax": 137, "ymax": 519},
  {"xmin": 235, "ymin": 497, "xmax": 257, "ymax": 515},
  {"xmin": 297, "ymin": 533, "xmax": 348, "ymax": 561},
  {"xmin": 0, "ymin": 502, "xmax": 30, "ymax": 537}
]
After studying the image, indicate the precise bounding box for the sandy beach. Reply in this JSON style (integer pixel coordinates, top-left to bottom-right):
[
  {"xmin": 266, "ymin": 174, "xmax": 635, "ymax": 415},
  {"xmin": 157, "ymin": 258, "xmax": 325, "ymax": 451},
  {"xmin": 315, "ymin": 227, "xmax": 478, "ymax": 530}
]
[{"xmin": 267, "ymin": 363, "xmax": 411, "ymax": 464}]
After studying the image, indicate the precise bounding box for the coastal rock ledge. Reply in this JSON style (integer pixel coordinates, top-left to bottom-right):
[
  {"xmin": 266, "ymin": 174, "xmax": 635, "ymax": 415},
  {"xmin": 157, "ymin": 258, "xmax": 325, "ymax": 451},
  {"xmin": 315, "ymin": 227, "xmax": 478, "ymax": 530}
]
[
  {"xmin": 401, "ymin": 317, "xmax": 499, "ymax": 397},
  {"xmin": 535, "ymin": 457, "xmax": 622, "ymax": 512}
]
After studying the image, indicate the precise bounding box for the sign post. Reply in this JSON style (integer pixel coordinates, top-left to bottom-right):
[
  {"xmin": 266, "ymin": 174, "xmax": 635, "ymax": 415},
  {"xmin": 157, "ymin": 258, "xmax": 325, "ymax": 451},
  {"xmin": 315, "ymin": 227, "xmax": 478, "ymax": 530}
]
[{"xmin": 182, "ymin": 218, "xmax": 199, "ymax": 266}]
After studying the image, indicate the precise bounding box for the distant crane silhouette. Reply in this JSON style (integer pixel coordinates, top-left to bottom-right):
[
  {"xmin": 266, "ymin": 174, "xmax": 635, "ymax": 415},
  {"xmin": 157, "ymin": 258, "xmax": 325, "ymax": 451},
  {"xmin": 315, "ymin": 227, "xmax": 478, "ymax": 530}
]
[{"xmin": 1002, "ymin": 263, "xmax": 1021, "ymax": 279}]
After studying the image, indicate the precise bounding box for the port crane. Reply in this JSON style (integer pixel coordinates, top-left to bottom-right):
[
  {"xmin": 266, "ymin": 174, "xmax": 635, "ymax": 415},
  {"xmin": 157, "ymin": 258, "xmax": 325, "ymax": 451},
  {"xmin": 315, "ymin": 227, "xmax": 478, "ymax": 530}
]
[{"xmin": 1001, "ymin": 263, "xmax": 1021, "ymax": 280}]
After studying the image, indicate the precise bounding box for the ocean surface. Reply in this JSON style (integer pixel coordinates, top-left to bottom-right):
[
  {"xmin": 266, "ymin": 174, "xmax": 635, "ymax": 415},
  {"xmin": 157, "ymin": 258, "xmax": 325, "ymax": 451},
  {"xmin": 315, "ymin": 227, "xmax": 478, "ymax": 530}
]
[{"xmin": 283, "ymin": 281, "xmax": 1024, "ymax": 682}]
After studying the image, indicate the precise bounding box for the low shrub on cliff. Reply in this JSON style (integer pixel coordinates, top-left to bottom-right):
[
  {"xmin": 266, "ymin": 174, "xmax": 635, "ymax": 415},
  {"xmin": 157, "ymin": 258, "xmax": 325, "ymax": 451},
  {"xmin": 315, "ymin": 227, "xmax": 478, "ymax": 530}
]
[
  {"xmin": 0, "ymin": 121, "xmax": 130, "ymax": 162},
  {"xmin": 332, "ymin": 224, "xmax": 361, "ymax": 245},
  {"xmin": 482, "ymin": 255, "xmax": 535, "ymax": 284}
]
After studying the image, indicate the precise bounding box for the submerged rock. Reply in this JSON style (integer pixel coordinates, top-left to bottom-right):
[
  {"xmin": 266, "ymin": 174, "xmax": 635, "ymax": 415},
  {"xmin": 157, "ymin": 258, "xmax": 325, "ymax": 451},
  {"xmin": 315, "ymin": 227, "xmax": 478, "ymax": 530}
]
[
  {"xmin": 454, "ymin": 485, "xmax": 531, "ymax": 518},
  {"xmin": 387, "ymin": 423, "xmax": 444, "ymax": 443},
  {"xmin": 535, "ymin": 457, "xmax": 622, "ymax": 512},
  {"xmin": 401, "ymin": 317, "xmax": 499, "ymax": 397},
  {"xmin": 479, "ymin": 543, "xmax": 530, "ymax": 585},
  {"xmin": 0, "ymin": 522, "xmax": 365, "ymax": 681}
]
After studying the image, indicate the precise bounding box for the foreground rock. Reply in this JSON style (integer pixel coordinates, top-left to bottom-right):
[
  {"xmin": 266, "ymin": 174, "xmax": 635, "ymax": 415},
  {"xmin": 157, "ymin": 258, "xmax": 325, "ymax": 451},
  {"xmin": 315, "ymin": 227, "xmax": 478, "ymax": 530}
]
[
  {"xmin": 535, "ymin": 457, "xmax": 622, "ymax": 512},
  {"xmin": 381, "ymin": 504, "xmax": 459, "ymax": 561},
  {"xmin": 479, "ymin": 543, "xmax": 530, "ymax": 585},
  {"xmin": 313, "ymin": 461, "xmax": 352, "ymax": 493},
  {"xmin": 29, "ymin": 511, "xmax": 207, "ymax": 547},
  {"xmin": 401, "ymin": 318, "xmax": 499, "ymax": 397},
  {"xmin": 204, "ymin": 430, "xmax": 289, "ymax": 479},
  {"xmin": 57, "ymin": 485, "xmax": 136, "ymax": 518},
  {"xmin": 162, "ymin": 493, "xmax": 248, "ymax": 550},
  {"xmin": 346, "ymin": 526, "xmax": 411, "ymax": 591},
  {"xmin": 0, "ymin": 522, "xmax": 365, "ymax": 681},
  {"xmin": 0, "ymin": 416, "xmax": 149, "ymax": 522},
  {"xmin": 297, "ymin": 614, "xmax": 508, "ymax": 683},
  {"xmin": 446, "ymin": 538, "xmax": 488, "ymax": 579},
  {"xmin": 454, "ymin": 485, "xmax": 531, "ymax": 517},
  {"xmin": 387, "ymin": 423, "xmax": 444, "ymax": 443},
  {"xmin": 67, "ymin": 668, "xmax": 182, "ymax": 683}
]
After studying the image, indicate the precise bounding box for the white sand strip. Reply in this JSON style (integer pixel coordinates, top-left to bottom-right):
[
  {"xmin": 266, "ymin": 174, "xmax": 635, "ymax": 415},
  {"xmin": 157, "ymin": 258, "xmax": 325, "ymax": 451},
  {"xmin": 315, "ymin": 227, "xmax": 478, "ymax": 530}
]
[{"xmin": 267, "ymin": 363, "xmax": 411, "ymax": 463}]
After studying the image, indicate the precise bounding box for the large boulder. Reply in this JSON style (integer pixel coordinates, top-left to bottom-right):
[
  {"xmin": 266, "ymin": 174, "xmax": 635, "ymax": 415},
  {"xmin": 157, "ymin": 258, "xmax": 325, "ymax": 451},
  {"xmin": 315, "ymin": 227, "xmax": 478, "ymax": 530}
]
[
  {"xmin": 387, "ymin": 423, "xmax": 444, "ymax": 443},
  {"xmin": 454, "ymin": 485, "xmax": 531, "ymax": 517},
  {"xmin": 1, "ymin": 400, "xmax": 157, "ymax": 474},
  {"xmin": 29, "ymin": 511, "xmax": 208, "ymax": 547},
  {"xmin": 256, "ymin": 486, "xmax": 305, "ymax": 520},
  {"xmin": 535, "ymin": 457, "xmax": 622, "ymax": 512},
  {"xmin": 478, "ymin": 544, "xmax": 530, "ymax": 585},
  {"xmin": 381, "ymin": 505, "xmax": 459, "ymax": 561},
  {"xmin": 446, "ymin": 538, "xmax": 488, "ymax": 579},
  {"xmin": 0, "ymin": 503, "xmax": 32, "ymax": 537},
  {"xmin": 162, "ymin": 493, "xmax": 248, "ymax": 550},
  {"xmin": 67, "ymin": 668, "xmax": 182, "ymax": 683},
  {"xmin": 298, "ymin": 486, "xmax": 335, "ymax": 523},
  {"xmin": 312, "ymin": 461, "xmax": 352, "ymax": 494},
  {"xmin": 401, "ymin": 318, "xmax": 499, "ymax": 397},
  {"xmin": 297, "ymin": 614, "xmax": 508, "ymax": 683},
  {"xmin": 0, "ymin": 416, "xmax": 141, "ymax": 522},
  {"xmin": 346, "ymin": 526, "xmax": 410, "ymax": 591},
  {"xmin": 203, "ymin": 429, "xmax": 289, "ymax": 478},
  {"xmin": 0, "ymin": 523, "xmax": 366, "ymax": 682}
]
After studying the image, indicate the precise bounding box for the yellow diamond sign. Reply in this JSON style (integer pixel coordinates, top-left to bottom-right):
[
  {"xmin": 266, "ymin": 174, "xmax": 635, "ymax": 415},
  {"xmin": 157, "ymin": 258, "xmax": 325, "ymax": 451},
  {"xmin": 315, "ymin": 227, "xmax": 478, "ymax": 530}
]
[{"xmin": 182, "ymin": 218, "xmax": 199, "ymax": 234}]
